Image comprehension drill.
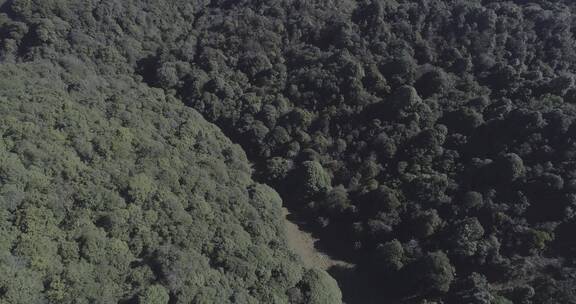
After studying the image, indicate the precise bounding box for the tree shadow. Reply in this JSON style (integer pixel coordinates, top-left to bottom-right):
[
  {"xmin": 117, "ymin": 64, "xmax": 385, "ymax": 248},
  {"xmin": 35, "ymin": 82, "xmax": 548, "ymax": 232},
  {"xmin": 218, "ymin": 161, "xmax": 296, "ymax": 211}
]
[
  {"xmin": 285, "ymin": 208, "xmax": 411, "ymax": 304},
  {"xmin": 328, "ymin": 264, "xmax": 409, "ymax": 304}
]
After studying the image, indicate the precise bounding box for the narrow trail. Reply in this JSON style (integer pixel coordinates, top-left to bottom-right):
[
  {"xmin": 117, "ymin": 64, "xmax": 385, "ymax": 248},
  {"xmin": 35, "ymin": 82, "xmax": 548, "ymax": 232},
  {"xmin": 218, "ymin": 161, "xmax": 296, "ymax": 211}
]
[
  {"xmin": 282, "ymin": 208, "xmax": 352, "ymax": 271},
  {"xmin": 283, "ymin": 208, "xmax": 404, "ymax": 304}
]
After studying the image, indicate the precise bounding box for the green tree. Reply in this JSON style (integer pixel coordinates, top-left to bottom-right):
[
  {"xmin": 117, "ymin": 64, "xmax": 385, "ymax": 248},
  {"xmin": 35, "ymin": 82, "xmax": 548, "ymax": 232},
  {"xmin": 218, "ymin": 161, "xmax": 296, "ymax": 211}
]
[
  {"xmin": 298, "ymin": 269, "xmax": 342, "ymax": 304},
  {"xmin": 299, "ymin": 161, "xmax": 332, "ymax": 197},
  {"xmin": 413, "ymin": 251, "xmax": 455, "ymax": 295},
  {"xmin": 139, "ymin": 285, "xmax": 170, "ymax": 304}
]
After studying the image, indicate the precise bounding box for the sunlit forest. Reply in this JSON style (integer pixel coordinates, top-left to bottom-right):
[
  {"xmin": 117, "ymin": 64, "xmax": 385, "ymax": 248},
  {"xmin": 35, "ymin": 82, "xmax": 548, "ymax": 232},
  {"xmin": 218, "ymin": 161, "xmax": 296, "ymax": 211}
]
[{"xmin": 2, "ymin": 0, "xmax": 576, "ymax": 303}]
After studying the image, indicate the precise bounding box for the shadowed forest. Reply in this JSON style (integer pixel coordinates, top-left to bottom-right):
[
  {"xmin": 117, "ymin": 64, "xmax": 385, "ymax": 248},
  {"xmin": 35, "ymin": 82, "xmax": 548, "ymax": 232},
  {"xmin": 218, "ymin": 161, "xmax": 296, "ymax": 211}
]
[{"xmin": 2, "ymin": 0, "xmax": 576, "ymax": 303}]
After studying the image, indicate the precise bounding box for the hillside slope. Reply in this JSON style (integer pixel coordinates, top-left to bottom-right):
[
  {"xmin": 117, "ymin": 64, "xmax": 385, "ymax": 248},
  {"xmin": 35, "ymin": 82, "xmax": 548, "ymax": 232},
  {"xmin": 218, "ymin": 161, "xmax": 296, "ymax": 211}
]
[
  {"xmin": 4, "ymin": 0, "xmax": 576, "ymax": 303},
  {"xmin": 0, "ymin": 55, "xmax": 340, "ymax": 304}
]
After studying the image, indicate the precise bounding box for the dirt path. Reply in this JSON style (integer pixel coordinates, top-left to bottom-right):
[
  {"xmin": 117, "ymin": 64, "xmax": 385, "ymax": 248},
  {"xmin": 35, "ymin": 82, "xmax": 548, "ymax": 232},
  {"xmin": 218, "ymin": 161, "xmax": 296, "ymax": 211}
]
[
  {"xmin": 282, "ymin": 208, "xmax": 352, "ymax": 271},
  {"xmin": 283, "ymin": 208, "xmax": 403, "ymax": 304}
]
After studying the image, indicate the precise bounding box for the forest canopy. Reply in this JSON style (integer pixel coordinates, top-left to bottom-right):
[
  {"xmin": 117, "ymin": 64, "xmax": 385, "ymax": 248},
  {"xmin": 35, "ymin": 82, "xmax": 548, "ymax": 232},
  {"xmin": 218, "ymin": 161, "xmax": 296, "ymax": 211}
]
[
  {"xmin": 3, "ymin": 0, "xmax": 576, "ymax": 303},
  {"xmin": 0, "ymin": 55, "xmax": 340, "ymax": 304}
]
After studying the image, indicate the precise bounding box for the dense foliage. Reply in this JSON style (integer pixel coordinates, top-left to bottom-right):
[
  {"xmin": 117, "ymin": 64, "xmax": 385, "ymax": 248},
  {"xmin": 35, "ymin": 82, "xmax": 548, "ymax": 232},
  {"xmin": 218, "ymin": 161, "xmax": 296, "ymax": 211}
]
[
  {"xmin": 0, "ymin": 6, "xmax": 341, "ymax": 304},
  {"xmin": 4, "ymin": 0, "xmax": 576, "ymax": 302}
]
